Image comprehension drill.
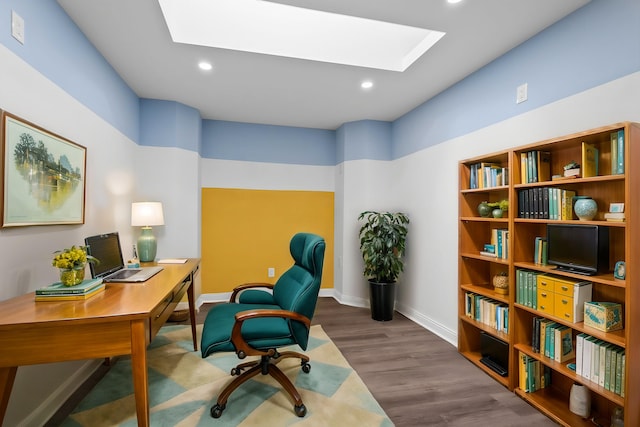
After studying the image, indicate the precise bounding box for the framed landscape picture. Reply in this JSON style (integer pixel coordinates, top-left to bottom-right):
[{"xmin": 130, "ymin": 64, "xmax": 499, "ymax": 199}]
[{"xmin": 1, "ymin": 111, "xmax": 86, "ymax": 227}]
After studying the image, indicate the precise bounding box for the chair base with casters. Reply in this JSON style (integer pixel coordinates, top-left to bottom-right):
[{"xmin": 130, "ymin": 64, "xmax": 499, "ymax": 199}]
[
  {"xmin": 210, "ymin": 349, "xmax": 311, "ymax": 418},
  {"xmin": 200, "ymin": 232, "xmax": 326, "ymax": 419}
]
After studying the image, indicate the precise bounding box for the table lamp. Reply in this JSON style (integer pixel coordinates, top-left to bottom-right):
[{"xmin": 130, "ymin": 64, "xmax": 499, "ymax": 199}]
[{"xmin": 131, "ymin": 202, "xmax": 164, "ymax": 262}]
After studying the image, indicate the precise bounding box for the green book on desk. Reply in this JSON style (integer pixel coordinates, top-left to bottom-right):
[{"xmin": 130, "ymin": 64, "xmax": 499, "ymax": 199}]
[{"xmin": 36, "ymin": 277, "xmax": 104, "ymax": 295}]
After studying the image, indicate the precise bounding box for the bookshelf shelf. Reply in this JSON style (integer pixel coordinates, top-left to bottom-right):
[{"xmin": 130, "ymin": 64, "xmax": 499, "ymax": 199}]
[
  {"xmin": 460, "ymin": 283, "xmax": 509, "ymax": 304},
  {"xmin": 515, "ymin": 343, "xmax": 625, "ymax": 406},
  {"xmin": 458, "ymin": 122, "xmax": 640, "ymax": 426},
  {"xmin": 459, "ymin": 349, "xmax": 510, "ymax": 388}
]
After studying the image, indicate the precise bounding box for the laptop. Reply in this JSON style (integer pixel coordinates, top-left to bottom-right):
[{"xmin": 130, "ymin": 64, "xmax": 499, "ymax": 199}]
[{"xmin": 84, "ymin": 232, "xmax": 163, "ymax": 282}]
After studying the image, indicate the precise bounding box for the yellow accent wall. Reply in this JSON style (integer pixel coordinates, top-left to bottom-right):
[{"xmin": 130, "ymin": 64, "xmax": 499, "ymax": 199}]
[{"xmin": 201, "ymin": 188, "xmax": 334, "ymax": 294}]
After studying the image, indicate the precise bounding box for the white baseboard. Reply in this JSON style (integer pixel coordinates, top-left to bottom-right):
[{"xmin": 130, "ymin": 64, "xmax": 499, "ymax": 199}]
[
  {"xmin": 21, "ymin": 359, "xmax": 103, "ymax": 427},
  {"xmin": 395, "ymin": 301, "xmax": 457, "ymax": 347}
]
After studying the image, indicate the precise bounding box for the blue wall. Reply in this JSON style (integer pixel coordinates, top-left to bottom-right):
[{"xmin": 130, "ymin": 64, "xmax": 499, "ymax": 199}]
[
  {"xmin": 0, "ymin": 0, "xmax": 140, "ymax": 142},
  {"xmin": 392, "ymin": 0, "xmax": 640, "ymax": 158},
  {"xmin": 140, "ymin": 99, "xmax": 202, "ymax": 152},
  {"xmin": 1, "ymin": 0, "xmax": 638, "ymax": 164},
  {"xmin": 201, "ymin": 120, "xmax": 336, "ymax": 166}
]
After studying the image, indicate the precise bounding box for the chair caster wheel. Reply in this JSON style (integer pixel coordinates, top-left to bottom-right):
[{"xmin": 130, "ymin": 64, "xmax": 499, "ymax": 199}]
[
  {"xmin": 211, "ymin": 404, "xmax": 225, "ymax": 418},
  {"xmin": 294, "ymin": 404, "xmax": 307, "ymax": 417},
  {"xmin": 301, "ymin": 362, "xmax": 311, "ymax": 373},
  {"xmin": 230, "ymin": 367, "xmax": 240, "ymax": 375}
]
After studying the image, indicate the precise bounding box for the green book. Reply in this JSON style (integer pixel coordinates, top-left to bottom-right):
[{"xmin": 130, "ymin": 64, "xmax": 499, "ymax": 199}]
[
  {"xmin": 36, "ymin": 277, "xmax": 104, "ymax": 295},
  {"xmin": 615, "ymin": 349, "xmax": 624, "ymax": 395}
]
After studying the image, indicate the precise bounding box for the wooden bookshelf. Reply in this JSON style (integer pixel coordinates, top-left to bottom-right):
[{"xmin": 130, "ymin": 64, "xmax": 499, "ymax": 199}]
[{"xmin": 458, "ymin": 122, "xmax": 640, "ymax": 426}]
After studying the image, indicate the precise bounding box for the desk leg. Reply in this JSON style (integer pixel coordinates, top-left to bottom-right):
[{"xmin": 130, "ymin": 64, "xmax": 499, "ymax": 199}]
[
  {"xmin": 0, "ymin": 367, "xmax": 17, "ymax": 426},
  {"xmin": 130, "ymin": 320, "xmax": 150, "ymax": 427},
  {"xmin": 187, "ymin": 275, "xmax": 198, "ymax": 351}
]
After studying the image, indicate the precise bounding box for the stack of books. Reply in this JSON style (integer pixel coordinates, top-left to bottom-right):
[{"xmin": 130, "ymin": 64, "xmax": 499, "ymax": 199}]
[
  {"xmin": 605, "ymin": 203, "xmax": 625, "ymax": 222},
  {"xmin": 575, "ymin": 334, "xmax": 625, "ymax": 396},
  {"xmin": 464, "ymin": 292, "xmax": 509, "ymax": 334},
  {"xmin": 469, "ymin": 162, "xmax": 508, "ymax": 189},
  {"xmin": 519, "ymin": 351, "xmax": 551, "ymax": 393},
  {"xmin": 35, "ymin": 277, "xmax": 105, "ymax": 301},
  {"xmin": 610, "ymin": 130, "xmax": 625, "ymax": 175},
  {"xmin": 520, "ymin": 150, "xmax": 551, "ymax": 184}
]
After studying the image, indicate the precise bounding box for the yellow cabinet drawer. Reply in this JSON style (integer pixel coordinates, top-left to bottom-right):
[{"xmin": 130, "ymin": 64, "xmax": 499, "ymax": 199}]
[
  {"xmin": 554, "ymin": 293, "xmax": 574, "ymax": 321},
  {"xmin": 554, "ymin": 279, "xmax": 574, "ymax": 297},
  {"xmin": 537, "ymin": 289, "xmax": 555, "ymax": 315},
  {"xmin": 537, "ymin": 275, "xmax": 555, "ymax": 292}
]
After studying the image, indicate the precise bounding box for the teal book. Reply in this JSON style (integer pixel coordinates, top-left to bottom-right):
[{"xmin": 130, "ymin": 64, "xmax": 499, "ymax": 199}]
[
  {"xmin": 36, "ymin": 277, "xmax": 104, "ymax": 295},
  {"xmin": 617, "ymin": 129, "xmax": 625, "ymax": 174}
]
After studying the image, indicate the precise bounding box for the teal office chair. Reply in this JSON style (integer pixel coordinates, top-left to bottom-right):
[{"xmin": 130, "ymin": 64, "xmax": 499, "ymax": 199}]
[{"xmin": 201, "ymin": 232, "xmax": 325, "ymax": 418}]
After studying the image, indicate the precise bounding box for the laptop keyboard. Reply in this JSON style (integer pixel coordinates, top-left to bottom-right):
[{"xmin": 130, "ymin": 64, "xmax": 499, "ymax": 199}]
[{"xmin": 109, "ymin": 269, "xmax": 138, "ymax": 280}]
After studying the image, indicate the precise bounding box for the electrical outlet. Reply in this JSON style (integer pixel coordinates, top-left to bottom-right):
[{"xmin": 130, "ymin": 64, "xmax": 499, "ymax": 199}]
[
  {"xmin": 11, "ymin": 10, "xmax": 25, "ymax": 44},
  {"xmin": 268, "ymin": 267, "xmax": 275, "ymax": 278},
  {"xmin": 516, "ymin": 83, "xmax": 528, "ymax": 104}
]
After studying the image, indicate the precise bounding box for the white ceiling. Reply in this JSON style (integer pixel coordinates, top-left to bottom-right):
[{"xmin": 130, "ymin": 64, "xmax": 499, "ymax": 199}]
[{"xmin": 57, "ymin": 0, "xmax": 590, "ymax": 130}]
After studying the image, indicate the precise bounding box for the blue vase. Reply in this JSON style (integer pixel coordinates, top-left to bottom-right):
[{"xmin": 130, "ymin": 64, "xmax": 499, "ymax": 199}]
[{"xmin": 574, "ymin": 196, "xmax": 597, "ymax": 221}]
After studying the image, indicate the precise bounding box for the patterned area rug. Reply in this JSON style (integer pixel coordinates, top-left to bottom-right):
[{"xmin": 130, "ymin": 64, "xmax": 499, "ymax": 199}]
[{"xmin": 62, "ymin": 324, "xmax": 393, "ymax": 426}]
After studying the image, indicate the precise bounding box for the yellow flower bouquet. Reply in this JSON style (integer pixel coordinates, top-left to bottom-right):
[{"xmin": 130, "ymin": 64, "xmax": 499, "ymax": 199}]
[{"xmin": 52, "ymin": 246, "xmax": 99, "ymax": 286}]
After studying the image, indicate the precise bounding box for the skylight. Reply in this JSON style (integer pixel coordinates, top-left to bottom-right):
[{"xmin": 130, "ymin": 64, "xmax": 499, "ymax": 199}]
[{"xmin": 158, "ymin": 0, "xmax": 445, "ymax": 72}]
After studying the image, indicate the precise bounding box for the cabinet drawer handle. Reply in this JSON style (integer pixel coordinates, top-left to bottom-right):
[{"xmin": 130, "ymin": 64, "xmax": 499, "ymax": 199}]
[
  {"xmin": 561, "ymin": 299, "xmax": 568, "ymax": 305},
  {"xmin": 540, "ymin": 305, "xmax": 546, "ymax": 310},
  {"xmin": 564, "ymin": 313, "xmax": 570, "ymax": 318},
  {"xmin": 561, "ymin": 286, "xmax": 569, "ymax": 292},
  {"xmin": 541, "ymin": 293, "xmax": 547, "ymax": 297}
]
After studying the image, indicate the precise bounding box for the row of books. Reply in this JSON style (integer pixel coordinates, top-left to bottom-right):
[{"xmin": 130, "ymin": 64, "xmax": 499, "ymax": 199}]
[
  {"xmin": 516, "ymin": 269, "xmax": 542, "ymax": 309},
  {"xmin": 464, "ymin": 292, "xmax": 509, "ymax": 333},
  {"xmin": 517, "ymin": 187, "xmax": 576, "ymax": 220},
  {"xmin": 469, "ymin": 162, "xmax": 508, "ymax": 189},
  {"xmin": 35, "ymin": 277, "xmax": 104, "ymax": 301},
  {"xmin": 610, "ymin": 130, "xmax": 625, "ymax": 175},
  {"xmin": 480, "ymin": 228, "xmax": 509, "ymax": 259},
  {"xmin": 576, "ymin": 333, "xmax": 625, "ymax": 397},
  {"xmin": 531, "ymin": 317, "xmax": 575, "ymax": 363},
  {"xmin": 520, "ymin": 150, "xmax": 551, "ymax": 184},
  {"xmin": 518, "ymin": 352, "xmax": 551, "ymax": 393},
  {"xmin": 533, "ymin": 237, "xmax": 548, "ymax": 266}
]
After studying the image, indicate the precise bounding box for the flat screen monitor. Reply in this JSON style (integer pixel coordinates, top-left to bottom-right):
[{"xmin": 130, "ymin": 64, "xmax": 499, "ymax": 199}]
[{"xmin": 546, "ymin": 224, "xmax": 609, "ymax": 275}]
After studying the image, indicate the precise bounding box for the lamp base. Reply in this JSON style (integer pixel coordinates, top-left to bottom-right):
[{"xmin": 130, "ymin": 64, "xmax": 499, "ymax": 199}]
[{"xmin": 137, "ymin": 227, "xmax": 157, "ymax": 262}]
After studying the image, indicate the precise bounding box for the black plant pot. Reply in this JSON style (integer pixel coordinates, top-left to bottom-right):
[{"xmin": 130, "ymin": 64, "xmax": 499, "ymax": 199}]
[{"xmin": 369, "ymin": 280, "xmax": 397, "ymax": 321}]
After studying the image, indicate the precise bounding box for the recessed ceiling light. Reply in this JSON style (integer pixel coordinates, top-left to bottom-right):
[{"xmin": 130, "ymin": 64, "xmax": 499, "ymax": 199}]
[
  {"xmin": 198, "ymin": 61, "xmax": 212, "ymax": 71},
  {"xmin": 361, "ymin": 80, "xmax": 374, "ymax": 90},
  {"xmin": 159, "ymin": 0, "xmax": 446, "ymax": 72},
  {"xmin": 447, "ymin": 0, "xmax": 463, "ymax": 3}
]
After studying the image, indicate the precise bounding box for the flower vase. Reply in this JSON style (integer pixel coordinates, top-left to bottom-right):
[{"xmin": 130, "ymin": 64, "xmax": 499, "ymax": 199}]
[{"xmin": 60, "ymin": 265, "xmax": 86, "ymax": 286}]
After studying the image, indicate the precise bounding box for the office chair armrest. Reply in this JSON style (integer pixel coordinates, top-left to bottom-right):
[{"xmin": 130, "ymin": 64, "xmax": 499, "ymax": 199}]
[
  {"xmin": 230, "ymin": 309, "xmax": 311, "ymax": 358},
  {"xmin": 230, "ymin": 282, "xmax": 275, "ymax": 302}
]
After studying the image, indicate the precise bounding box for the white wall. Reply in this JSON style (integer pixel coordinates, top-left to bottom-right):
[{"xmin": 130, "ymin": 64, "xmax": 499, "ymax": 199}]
[
  {"xmin": 381, "ymin": 71, "xmax": 640, "ymax": 345},
  {"xmin": 0, "ymin": 44, "xmax": 142, "ymax": 425},
  {"xmin": 134, "ymin": 145, "xmax": 201, "ymax": 259}
]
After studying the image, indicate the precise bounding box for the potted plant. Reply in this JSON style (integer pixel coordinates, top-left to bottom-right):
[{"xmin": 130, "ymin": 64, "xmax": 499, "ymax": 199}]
[
  {"xmin": 52, "ymin": 245, "xmax": 99, "ymax": 286},
  {"xmin": 358, "ymin": 211, "xmax": 409, "ymax": 321}
]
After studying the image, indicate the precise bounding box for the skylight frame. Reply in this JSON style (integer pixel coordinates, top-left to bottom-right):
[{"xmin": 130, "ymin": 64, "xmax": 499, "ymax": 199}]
[{"xmin": 158, "ymin": 0, "xmax": 445, "ymax": 72}]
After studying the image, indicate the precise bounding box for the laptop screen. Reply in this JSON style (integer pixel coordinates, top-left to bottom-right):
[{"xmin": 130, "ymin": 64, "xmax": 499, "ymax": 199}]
[{"xmin": 84, "ymin": 232, "xmax": 126, "ymax": 278}]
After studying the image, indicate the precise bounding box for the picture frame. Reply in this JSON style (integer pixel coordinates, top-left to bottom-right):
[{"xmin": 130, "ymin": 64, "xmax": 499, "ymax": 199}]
[
  {"xmin": 1, "ymin": 111, "xmax": 86, "ymax": 227},
  {"xmin": 609, "ymin": 202, "xmax": 625, "ymax": 213}
]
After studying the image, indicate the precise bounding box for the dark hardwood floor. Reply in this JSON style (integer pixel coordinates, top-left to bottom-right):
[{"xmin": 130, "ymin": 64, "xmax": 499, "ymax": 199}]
[{"xmin": 47, "ymin": 297, "xmax": 557, "ymax": 426}]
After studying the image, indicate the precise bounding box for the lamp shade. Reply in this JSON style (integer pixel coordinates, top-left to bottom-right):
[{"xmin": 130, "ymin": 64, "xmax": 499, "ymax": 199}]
[{"xmin": 131, "ymin": 202, "xmax": 164, "ymax": 227}]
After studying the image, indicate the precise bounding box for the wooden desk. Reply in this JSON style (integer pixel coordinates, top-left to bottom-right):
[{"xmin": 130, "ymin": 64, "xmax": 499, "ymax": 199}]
[{"xmin": 0, "ymin": 258, "xmax": 200, "ymax": 427}]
